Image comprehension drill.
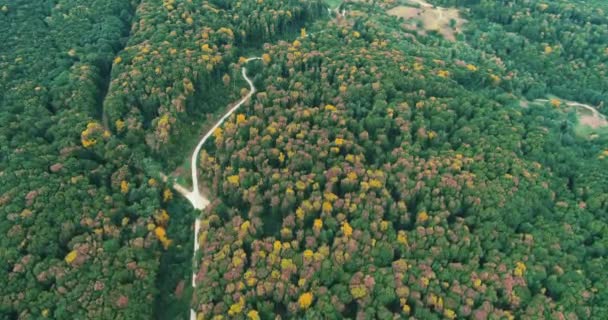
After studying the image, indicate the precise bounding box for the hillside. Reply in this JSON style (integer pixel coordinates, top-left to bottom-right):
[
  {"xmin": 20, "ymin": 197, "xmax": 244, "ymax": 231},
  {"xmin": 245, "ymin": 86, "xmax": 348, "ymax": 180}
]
[{"xmin": 1, "ymin": 0, "xmax": 607, "ymax": 319}]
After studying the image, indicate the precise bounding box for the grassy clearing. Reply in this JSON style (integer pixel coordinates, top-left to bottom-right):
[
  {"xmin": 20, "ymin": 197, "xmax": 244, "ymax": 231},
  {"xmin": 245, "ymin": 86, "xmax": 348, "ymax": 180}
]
[
  {"xmin": 528, "ymin": 97, "xmax": 608, "ymax": 140},
  {"xmin": 387, "ymin": 0, "xmax": 466, "ymax": 41}
]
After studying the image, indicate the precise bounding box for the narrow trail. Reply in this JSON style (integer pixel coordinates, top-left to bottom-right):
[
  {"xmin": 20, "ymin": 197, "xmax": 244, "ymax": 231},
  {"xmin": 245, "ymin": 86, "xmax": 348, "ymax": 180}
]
[
  {"xmin": 176, "ymin": 17, "xmax": 335, "ymax": 319},
  {"xmin": 160, "ymin": 57, "xmax": 260, "ymax": 320},
  {"xmin": 536, "ymin": 98, "xmax": 606, "ymax": 119}
]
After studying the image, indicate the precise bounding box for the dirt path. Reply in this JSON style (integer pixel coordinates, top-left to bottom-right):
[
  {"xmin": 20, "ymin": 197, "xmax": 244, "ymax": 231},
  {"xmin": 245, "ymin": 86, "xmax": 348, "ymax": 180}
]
[
  {"xmin": 167, "ymin": 57, "xmax": 260, "ymax": 320},
  {"xmin": 535, "ymin": 98, "xmax": 607, "ymax": 128},
  {"xmin": 409, "ymin": 0, "xmax": 434, "ymax": 8}
]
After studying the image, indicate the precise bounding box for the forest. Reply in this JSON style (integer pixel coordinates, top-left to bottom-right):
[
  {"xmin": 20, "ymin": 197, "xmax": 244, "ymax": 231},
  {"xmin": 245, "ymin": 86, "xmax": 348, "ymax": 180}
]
[{"xmin": 1, "ymin": 0, "xmax": 607, "ymax": 319}]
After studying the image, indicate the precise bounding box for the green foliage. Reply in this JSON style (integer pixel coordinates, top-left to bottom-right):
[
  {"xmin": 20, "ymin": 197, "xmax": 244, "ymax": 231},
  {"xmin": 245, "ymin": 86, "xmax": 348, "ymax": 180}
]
[
  {"xmin": 2, "ymin": 0, "xmax": 607, "ymax": 319},
  {"xmin": 0, "ymin": 0, "xmax": 325, "ymax": 318},
  {"xmin": 190, "ymin": 2, "xmax": 608, "ymax": 319}
]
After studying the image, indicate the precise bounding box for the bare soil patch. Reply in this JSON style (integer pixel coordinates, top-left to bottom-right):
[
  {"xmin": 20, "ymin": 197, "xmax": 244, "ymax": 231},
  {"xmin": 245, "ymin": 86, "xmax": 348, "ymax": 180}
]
[
  {"xmin": 579, "ymin": 114, "xmax": 608, "ymax": 129},
  {"xmin": 554, "ymin": 99, "xmax": 607, "ymax": 129},
  {"xmin": 387, "ymin": 0, "xmax": 465, "ymax": 41}
]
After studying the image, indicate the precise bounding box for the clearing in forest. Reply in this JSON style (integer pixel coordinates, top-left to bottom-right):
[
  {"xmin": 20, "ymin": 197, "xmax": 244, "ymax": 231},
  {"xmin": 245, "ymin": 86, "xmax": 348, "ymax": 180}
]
[
  {"xmin": 530, "ymin": 98, "xmax": 608, "ymax": 139},
  {"xmin": 387, "ymin": 0, "xmax": 465, "ymax": 41},
  {"xmin": 575, "ymin": 104, "xmax": 608, "ymax": 129},
  {"xmin": 565, "ymin": 101, "xmax": 608, "ymax": 139}
]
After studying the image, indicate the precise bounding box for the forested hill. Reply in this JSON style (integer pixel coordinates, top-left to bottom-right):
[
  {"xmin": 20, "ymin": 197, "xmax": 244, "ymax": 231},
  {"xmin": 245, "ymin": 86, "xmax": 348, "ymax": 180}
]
[
  {"xmin": 1, "ymin": 0, "xmax": 607, "ymax": 319},
  {"xmin": 0, "ymin": 0, "xmax": 324, "ymax": 318},
  {"xmin": 434, "ymin": 0, "xmax": 608, "ymax": 108}
]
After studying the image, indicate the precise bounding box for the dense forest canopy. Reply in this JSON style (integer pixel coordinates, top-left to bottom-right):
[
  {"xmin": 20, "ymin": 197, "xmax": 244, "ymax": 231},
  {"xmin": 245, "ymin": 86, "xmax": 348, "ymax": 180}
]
[{"xmin": 1, "ymin": 0, "xmax": 607, "ymax": 319}]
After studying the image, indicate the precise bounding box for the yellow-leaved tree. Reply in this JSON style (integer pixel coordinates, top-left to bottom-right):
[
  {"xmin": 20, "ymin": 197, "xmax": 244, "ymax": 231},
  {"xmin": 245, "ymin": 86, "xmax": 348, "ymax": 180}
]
[{"xmin": 298, "ymin": 292, "xmax": 313, "ymax": 309}]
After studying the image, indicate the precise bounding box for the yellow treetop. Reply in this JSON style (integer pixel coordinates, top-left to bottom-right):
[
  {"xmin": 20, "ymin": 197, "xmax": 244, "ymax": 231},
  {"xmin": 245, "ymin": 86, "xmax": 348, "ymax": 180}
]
[
  {"xmin": 247, "ymin": 310, "xmax": 260, "ymax": 320},
  {"xmin": 202, "ymin": 44, "xmax": 213, "ymax": 53},
  {"xmin": 218, "ymin": 27, "xmax": 234, "ymax": 38},
  {"xmin": 273, "ymin": 240, "xmax": 282, "ymax": 252},
  {"xmin": 236, "ymin": 114, "xmax": 246, "ymax": 124},
  {"xmin": 444, "ymin": 309, "xmax": 457, "ymax": 319},
  {"xmin": 325, "ymin": 104, "xmax": 337, "ymax": 111},
  {"xmin": 514, "ymin": 261, "xmax": 527, "ymax": 276},
  {"xmin": 313, "ymin": 219, "xmax": 323, "ymax": 230},
  {"xmin": 65, "ymin": 250, "xmax": 78, "ymax": 264},
  {"xmin": 155, "ymin": 209, "xmax": 170, "ymax": 226},
  {"xmin": 154, "ymin": 226, "xmax": 166, "ymax": 238},
  {"xmin": 473, "ymin": 278, "xmax": 482, "ymax": 288},
  {"xmin": 342, "ymin": 222, "xmax": 353, "ymax": 237},
  {"xmin": 82, "ymin": 138, "xmax": 97, "ymax": 148},
  {"xmin": 294, "ymin": 181, "xmax": 306, "ymax": 192},
  {"xmin": 369, "ymin": 179, "xmax": 383, "ymax": 189},
  {"xmin": 115, "ymin": 119, "xmax": 125, "ymax": 132},
  {"xmin": 350, "ymin": 285, "xmax": 367, "ymax": 299},
  {"xmin": 324, "ymin": 192, "xmax": 338, "ymax": 202},
  {"xmin": 240, "ymin": 220, "xmax": 250, "ymax": 233},
  {"xmin": 227, "ymin": 175, "xmax": 240, "ymax": 186},
  {"xmin": 81, "ymin": 122, "xmax": 102, "ymax": 148},
  {"xmin": 417, "ymin": 211, "xmax": 429, "ymax": 223},
  {"xmin": 347, "ymin": 171, "xmax": 358, "ymax": 181},
  {"xmin": 163, "ymin": 188, "xmax": 173, "ymax": 202},
  {"xmin": 228, "ymin": 297, "xmax": 244, "ymax": 316},
  {"xmin": 303, "ymin": 249, "xmax": 314, "ymax": 259},
  {"xmin": 322, "ymin": 201, "xmax": 332, "ymax": 213},
  {"xmin": 421, "ymin": 276, "xmax": 430, "ymax": 287},
  {"xmin": 154, "ymin": 226, "xmax": 172, "ymax": 249},
  {"xmin": 397, "ymin": 230, "xmax": 408, "ymax": 245},
  {"xmin": 298, "ymin": 292, "xmax": 313, "ymax": 309},
  {"xmin": 380, "ymin": 221, "xmax": 389, "ymax": 231},
  {"xmin": 120, "ymin": 180, "xmax": 129, "ymax": 194},
  {"xmin": 262, "ymin": 53, "xmax": 271, "ymax": 64},
  {"xmin": 280, "ymin": 258, "xmax": 294, "ymax": 271},
  {"xmin": 213, "ymin": 127, "xmax": 223, "ymax": 139}
]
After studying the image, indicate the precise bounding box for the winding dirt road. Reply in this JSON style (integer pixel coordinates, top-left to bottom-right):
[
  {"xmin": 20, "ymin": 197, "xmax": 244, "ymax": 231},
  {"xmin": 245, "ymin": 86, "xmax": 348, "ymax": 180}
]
[{"xmin": 161, "ymin": 57, "xmax": 260, "ymax": 320}]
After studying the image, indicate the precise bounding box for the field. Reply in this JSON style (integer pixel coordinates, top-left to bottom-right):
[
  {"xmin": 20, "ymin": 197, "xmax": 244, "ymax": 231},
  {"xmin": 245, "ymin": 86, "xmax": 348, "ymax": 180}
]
[{"xmin": 387, "ymin": 0, "xmax": 466, "ymax": 41}]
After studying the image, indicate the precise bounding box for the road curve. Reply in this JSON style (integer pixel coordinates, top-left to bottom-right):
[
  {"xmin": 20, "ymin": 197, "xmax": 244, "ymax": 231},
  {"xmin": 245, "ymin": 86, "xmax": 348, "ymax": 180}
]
[
  {"xmin": 190, "ymin": 57, "xmax": 261, "ymax": 204},
  {"xmin": 186, "ymin": 57, "xmax": 261, "ymax": 320},
  {"xmin": 536, "ymin": 98, "xmax": 606, "ymax": 120}
]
